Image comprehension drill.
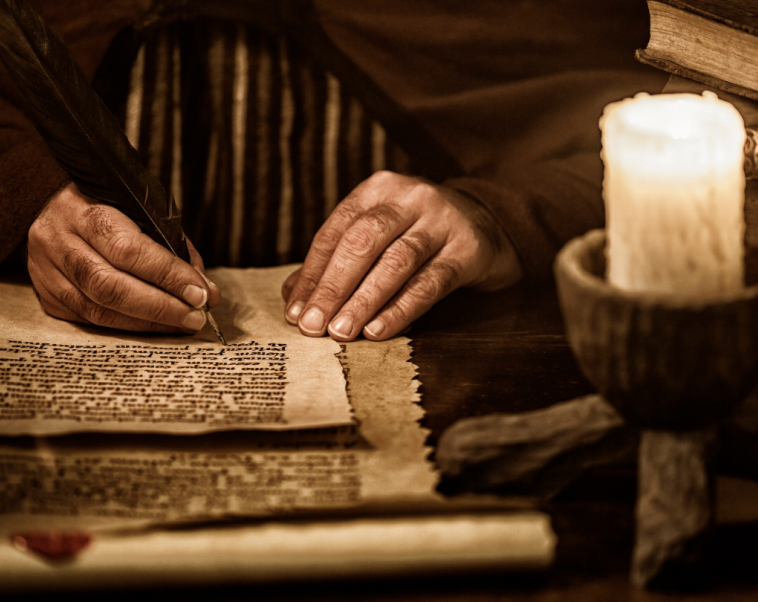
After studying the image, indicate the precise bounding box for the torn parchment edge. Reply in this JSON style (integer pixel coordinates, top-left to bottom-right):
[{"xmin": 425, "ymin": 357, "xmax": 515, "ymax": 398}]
[{"xmin": 338, "ymin": 335, "xmax": 440, "ymax": 503}]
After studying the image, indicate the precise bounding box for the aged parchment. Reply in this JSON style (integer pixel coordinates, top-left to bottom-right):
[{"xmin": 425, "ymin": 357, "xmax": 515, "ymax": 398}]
[
  {"xmin": 0, "ymin": 266, "xmax": 437, "ymax": 532},
  {"xmin": 0, "ymin": 336, "xmax": 438, "ymax": 533},
  {"xmin": 0, "ymin": 513, "xmax": 555, "ymax": 591},
  {"xmin": 0, "ymin": 268, "xmax": 556, "ymax": 588},
  {"xmin": 0, "ymin": 267, "xmax": 353, "ymax": 434}
]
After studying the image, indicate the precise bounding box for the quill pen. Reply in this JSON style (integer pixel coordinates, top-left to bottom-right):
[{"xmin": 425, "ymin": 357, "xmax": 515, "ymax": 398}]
[{"xmin": 0, "ymin": 0, "xmax": 225, "ymax": 344}]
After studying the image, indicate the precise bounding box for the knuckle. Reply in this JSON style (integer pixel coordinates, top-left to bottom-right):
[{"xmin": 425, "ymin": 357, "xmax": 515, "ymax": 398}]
[
  {"xmin": 311, "ymin": 226, "xmax": 343, "ymax": 257},
  {"xmin": 412, "ymin": 280, "xmax": 440, "ymax": 304},
  {"xmin": 58, "ymin": 288, "xmax": 92, "ymax": 324},
  {"xmin": 344, "ymin": 289, "xmax": 374, "ymax": 317},
  {"xmin": 87, "ymin": 302, "xmax": 116, "ymax": 327},
  {"xmin": 82, "ymin": 206, "xmax": 116, "ymax": 239},
  {"xmin": 411, "ymin": 261, "xmax": 460, "ymax": 302},
  {"xmin": 340, "ymin": 226, "xmax": 377, "ymax": 260},
  {"xmin": 149, "ymin": 254, "xmax": 183, "ymax": 292},
  {"xmin": 62, "ymin": 249, "xmax": 96, "ymax": 290},
  {"xmin": 87, "ymin": 266, "xmax": 128, "ymax": 308},
  {"xmin": 386, "ymin": 295, "xmax": 413, "ymax": 325},
  {"xmin": 104, "ymin": 231, "xmax": 143, "ymax": 270},
  {"xmin": 382, "ymin": 232, "xmax": 433, "ymax": 274},
  {"xmin": 379, "ymin": 245, "xmax": 411, "ymax": 275},
  {"xmin": 405, "ymin": 231, "xmax": 435, "ymax": 257},
  {"xmin": 28, "ymin": 214, "xmax": 60, "ymax": 251},
  {"xmin": 405, "ymin": 181, "xmax": 437, "ymax": 207},
  {"xmin": 27, "ymin": 218, "xmax": 46, "ymax": 246},
  {"xmin": 313, "ymin": 280, "xmax": 343, "ymax": 304},
  {"xmin": 332, "ymin": 196, "xmax": 363, "ymax": 221},
  {"xmin": 359, "ymin": 203, "xmax": 403, "ymax": 235},
  {"xmin": 367, "ymin": 170, "xmax": 400, "ymax": 188}
]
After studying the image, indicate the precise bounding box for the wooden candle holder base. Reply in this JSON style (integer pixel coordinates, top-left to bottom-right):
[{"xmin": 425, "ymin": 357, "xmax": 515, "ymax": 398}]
[
  {"xmin": 633, "ymin": 428, "xmax": 716, "ymax": 588},
  {"xmin": 554, "ymin": 229, "xmax": 758, "ymax": 587}
]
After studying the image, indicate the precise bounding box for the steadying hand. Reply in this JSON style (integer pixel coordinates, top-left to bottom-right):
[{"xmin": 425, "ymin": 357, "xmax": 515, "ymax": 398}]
[
  {"xmin": 281, "ymin": 171, "xmax": 522, "ymax": 341},
  {"xmin": 27, "ymin": 182, "xmax": 221, "ymax": 333}
]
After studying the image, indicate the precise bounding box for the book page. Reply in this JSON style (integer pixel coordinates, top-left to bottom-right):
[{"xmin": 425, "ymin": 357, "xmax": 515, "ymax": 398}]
[{"xmin": 0, "ymin": 267, "xmax": 353, "ymax": 435}]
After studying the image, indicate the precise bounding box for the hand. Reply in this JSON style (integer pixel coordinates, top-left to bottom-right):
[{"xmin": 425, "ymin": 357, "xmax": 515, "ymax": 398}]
[
  {"xmin": 27, "ymin": 182, "xmax": 221, "ymax": 333},
  {"xmin": 281, "ymin": 171, "xmax": 522, "ymax": 341}
]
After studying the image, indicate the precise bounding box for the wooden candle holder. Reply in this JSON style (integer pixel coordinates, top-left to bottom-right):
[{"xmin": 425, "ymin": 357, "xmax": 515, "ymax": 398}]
[
  {"xmin": 555, "ymin": 229, "xmax": 758, "ymax": 430},
  {"xmin": 554, "ymin": 229, "xmax": 758, "ymax": 587}
]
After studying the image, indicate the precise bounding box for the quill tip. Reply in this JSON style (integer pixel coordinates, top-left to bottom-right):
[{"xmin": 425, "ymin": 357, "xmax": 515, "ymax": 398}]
[{"xmin": 204, "ymin": 305, "xmax": 227, "ymax": 345}]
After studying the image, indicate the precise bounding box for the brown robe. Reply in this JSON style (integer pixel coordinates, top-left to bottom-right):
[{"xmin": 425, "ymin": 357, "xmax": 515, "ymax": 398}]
[{"xmin": 0, "ymin": 0, "xmax": 667, "ymax": 278}]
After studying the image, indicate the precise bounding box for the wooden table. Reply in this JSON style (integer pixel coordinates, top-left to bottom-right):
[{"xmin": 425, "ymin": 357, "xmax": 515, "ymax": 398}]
[{"xmin": 6, "ymin": 278, "xmax": 758, "ymax": 602}]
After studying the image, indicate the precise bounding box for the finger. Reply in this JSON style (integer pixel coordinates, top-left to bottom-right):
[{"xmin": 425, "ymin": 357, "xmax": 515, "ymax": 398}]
[
  {"xmin": 28, "ymin": 255, "xmax": 86, "ymax": 325},
  {"xmin": 362, "ymin": 254, "xmax": 463, "ymax": 341},
  {"xmin": 297, "ymin": 202, "xmax": 412, "ymax": 336},
  {"xmin": 53, "ymin": 236, "xmax": 207, "ymax": 331},
  {"xmin": 283, "ymin": 192, "xmax": 366, "ymax": 325},
  {"xmin": 186, "ymin": 236, "xmax": 205, "ymax": 273},
  {"xmin": 29, "ymin": 254, "xmax": 188, "ymax": 333},
  {"xmin": 61, "ymin": 286, "xmax": 191, "ymax": 333},
  {"xmin": 326, "ymin": 228, "xmax": 440, "ymax": 341},
  {"xmin": 281, "ymin": 267, "xmax": 302, "ymax": 313},
  {"xmin": 75, "ymin": 204, "xmax": 213, "ymax": 310},
  {"xmin": 187, "ymin": 237, "xmax": 222, "ymax": 309}
]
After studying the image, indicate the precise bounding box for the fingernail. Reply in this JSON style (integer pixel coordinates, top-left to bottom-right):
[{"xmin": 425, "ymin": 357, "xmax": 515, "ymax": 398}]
[
  {"xmin": 181, "ymin": 309, "xmax": 206, "ymax": 331},
  {"xmin": 182, "ymin": 284, "xmax": 207, "ymax": 309},
  {"xmin": 329, "ymin": 315, "xmax": 353, "ymax": 339},
  {"xmin": 364, "ymin": 317, "xmax": 386, "ymax": 338},
  {"xmin": 299, "ymin": 307, "xmax": 325, "ymax": 334},
  {"xmin": 286, "ymin": 300, "xmax": 304, "ymax": 325}
]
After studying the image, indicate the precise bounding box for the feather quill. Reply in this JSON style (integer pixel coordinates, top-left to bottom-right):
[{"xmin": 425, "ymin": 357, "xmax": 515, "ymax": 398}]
[
  {"xmin": 0, "ymin": 0, "xmax": 188, "ymax": 260},
  {"xmin": 0, "ymin": 0, "xmax": 225, "ymax": 343}
]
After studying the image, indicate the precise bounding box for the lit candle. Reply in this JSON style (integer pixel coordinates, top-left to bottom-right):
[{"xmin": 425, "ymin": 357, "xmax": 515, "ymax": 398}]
[{"xmin": 600, "ymin": 92, "xmax": 746, "ymax": 295}]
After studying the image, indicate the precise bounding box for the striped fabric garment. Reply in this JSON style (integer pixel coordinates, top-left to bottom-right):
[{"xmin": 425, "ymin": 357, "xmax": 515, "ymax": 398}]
[{"xmin": 120, "ymin": 21, "xmax": 412, "ymax": 268}]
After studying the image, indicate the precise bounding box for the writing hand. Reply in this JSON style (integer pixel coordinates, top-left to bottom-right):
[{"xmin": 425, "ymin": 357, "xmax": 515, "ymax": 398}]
[
  {"xmin": 281, "ymin": 171, "xmax": 522, "ymax": 341},
  {"xmin": 27, "ymin": 182, "xmax": 221, "ymax": 333}
]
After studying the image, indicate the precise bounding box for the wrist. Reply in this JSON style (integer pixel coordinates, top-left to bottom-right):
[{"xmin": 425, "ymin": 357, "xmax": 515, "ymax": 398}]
[{"xmin": 441, "ymin": 184, "xmax": 523, "ymax": 291}]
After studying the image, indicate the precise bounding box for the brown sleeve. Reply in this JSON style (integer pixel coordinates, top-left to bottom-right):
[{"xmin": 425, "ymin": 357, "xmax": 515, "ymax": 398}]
[
  {"xmin": 0, "ymin": 0, "xmax": 149, "ymax": 265},
  {"xmin": 443, "ymin": 155, "xmax": 607, "ymax": 281}
]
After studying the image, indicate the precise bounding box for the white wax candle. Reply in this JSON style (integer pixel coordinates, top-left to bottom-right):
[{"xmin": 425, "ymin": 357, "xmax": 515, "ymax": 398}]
[{"xmin": 600, "ymin": 92, "xmax": 746, "ymax": 295}]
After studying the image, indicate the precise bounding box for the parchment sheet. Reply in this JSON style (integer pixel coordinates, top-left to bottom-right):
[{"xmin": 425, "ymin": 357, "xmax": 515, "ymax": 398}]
[
  {"xmin": 0, "ymin": 267, "xmax": 353, "ymax": 434},
  {"xmin": 0, "ymin": 513, "xmax": 555, "ymax": 591},
  {"xmin": 0, "ymin": 335, "xmax": 438, "ymax": 533},
  {"xmin": 0, "ymin": 266, "xmax": 438, "ymax": 533}
]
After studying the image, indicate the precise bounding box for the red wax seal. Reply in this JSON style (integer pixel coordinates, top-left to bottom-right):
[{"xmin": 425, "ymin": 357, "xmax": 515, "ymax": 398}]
[{"xmin": 11, "ymin": 531, "xmax": 91, "ymax": 562}]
